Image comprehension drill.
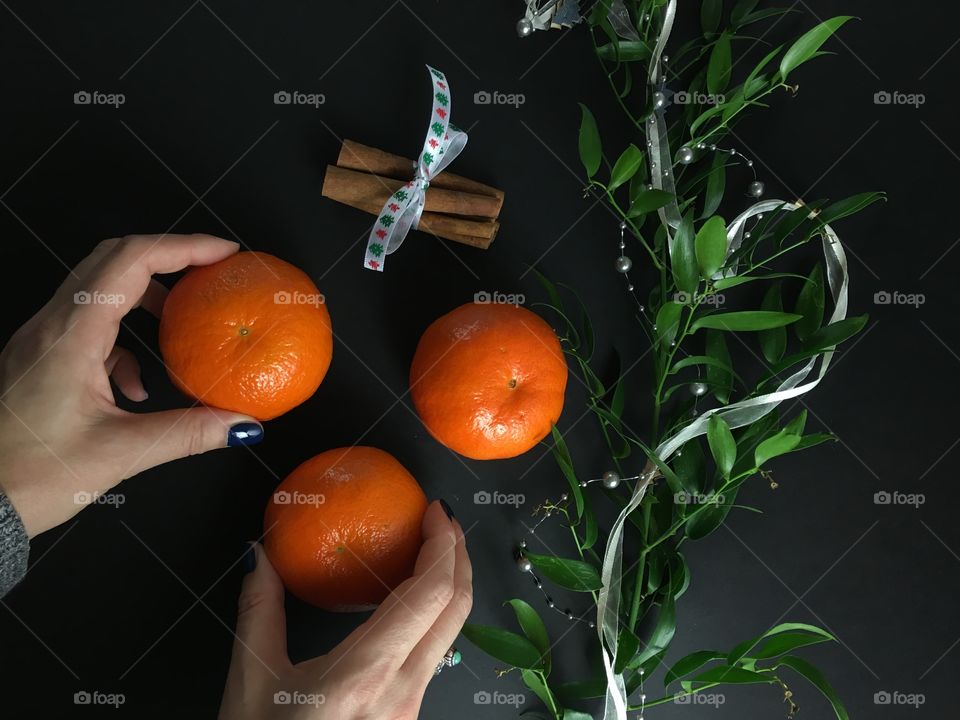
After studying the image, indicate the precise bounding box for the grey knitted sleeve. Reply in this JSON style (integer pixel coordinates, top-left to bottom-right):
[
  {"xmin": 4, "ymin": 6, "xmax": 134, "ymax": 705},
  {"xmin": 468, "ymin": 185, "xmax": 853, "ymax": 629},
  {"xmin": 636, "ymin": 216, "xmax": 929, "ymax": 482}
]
[{"xmin": 0, "ymin": 493, "xmax": 29, "ymax": 597}]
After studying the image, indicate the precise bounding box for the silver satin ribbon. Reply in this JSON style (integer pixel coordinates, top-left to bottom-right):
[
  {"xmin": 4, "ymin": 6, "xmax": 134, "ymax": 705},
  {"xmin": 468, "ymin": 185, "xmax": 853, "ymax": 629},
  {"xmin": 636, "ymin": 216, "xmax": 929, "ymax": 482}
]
[{"xmin": 596, "ymin": 2, "xmax": 850, "ymax": 716}]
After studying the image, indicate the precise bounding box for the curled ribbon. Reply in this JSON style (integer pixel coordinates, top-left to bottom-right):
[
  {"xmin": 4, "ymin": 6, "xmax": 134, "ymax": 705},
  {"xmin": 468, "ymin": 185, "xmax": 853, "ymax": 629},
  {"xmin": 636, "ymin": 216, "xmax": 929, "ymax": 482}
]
[
  {"xmin": 363, "ymin": 65, "xmax": 468, "ymax": 271},
  {"xmin": 596, "ymin": 3, "xmax": 851, "ymax": 719}
]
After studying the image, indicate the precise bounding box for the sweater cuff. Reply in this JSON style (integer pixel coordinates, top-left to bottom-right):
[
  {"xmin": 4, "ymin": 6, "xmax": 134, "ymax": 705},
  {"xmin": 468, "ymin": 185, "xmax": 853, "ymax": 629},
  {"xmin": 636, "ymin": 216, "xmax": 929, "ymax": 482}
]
[{"xmin": 0, "ymin": 492, "xmax": 29, "ymax": 597}]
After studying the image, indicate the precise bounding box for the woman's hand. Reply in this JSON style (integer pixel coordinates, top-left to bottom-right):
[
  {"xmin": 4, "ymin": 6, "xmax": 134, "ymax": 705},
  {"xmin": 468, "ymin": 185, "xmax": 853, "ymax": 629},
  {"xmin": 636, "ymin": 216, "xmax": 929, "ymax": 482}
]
[
  {"xmin": 219, "ymin": 500, "xmax": 473, "ymax": 720},
  {"xmin": 0, "ymin": 233, "xmax": 264, "ymax": 538}
]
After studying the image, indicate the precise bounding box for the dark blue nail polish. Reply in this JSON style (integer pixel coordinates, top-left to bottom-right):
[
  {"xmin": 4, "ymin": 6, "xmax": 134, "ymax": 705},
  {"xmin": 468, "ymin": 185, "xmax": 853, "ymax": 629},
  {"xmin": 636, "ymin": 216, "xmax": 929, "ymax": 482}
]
[
  {"xmin": 242, "ymin": 543, "xmax": 257, "ymax": 574},
  {"xmin": 439, "ymin": 499, "xmax": 456, "ymax": 520},
  {"xmin": 228, "ymin": 422, "xmax": 263, "ymax": 447}
]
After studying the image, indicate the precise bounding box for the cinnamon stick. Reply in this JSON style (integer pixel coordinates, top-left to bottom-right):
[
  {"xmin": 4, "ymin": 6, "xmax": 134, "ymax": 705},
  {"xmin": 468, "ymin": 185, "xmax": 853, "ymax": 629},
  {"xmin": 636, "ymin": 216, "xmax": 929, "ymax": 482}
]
[
  {"xmin": 322, "ymin": 165, "xmax": 501, "ymax": 219},
  {"xmin": 337, "ymin": 139, "xmax": 504, "ymax": 217},
  {"xmin": 321, "ymin": 167, "xmax": 498, "ymax": 249}
]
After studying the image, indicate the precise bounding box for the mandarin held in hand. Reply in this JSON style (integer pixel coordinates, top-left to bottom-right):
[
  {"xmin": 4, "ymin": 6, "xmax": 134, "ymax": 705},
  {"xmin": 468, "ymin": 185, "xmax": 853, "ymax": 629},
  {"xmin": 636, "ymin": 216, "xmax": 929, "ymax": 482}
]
[
  {"xmin": 410, "ymin": 301, "xmax": 567, "ymax": 460},
  {"xmin": 159, "ymin": 251, "xmax": 333, "ymax": 421},
  {"xmin": 264, "ymin": 446, "xmax": 428, "ymax": 612}
]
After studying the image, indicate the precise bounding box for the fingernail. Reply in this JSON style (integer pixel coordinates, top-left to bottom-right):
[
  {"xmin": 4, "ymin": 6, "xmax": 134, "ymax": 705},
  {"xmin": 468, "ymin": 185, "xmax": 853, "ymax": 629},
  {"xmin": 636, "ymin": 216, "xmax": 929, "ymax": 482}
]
[
  {"xmin": 439, "ymin": 499, "xmax": 456, "ymax": 520},
  {"xmin": 242, "ymin": 543, "xmax": 257, "ymax": 574},
  {"xmin": 228, "ymin": 422, "xmax": 264, "ymax": 447}
]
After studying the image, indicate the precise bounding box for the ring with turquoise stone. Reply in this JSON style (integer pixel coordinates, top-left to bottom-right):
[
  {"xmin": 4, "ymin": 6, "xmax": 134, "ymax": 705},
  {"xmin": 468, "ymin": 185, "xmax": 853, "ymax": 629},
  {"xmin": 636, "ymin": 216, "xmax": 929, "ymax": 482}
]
[{"xmin": 434, "ymin": 646, "xmax": 462, "ymax": 675}]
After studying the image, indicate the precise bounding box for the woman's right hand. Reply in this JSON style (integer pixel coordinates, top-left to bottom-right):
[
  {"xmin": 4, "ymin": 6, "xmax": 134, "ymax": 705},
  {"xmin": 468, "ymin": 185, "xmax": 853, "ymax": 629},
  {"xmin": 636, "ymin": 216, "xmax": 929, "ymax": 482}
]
[{"xmin": 218, "ymin": 500, "xmax": 473, "ymax": 720}]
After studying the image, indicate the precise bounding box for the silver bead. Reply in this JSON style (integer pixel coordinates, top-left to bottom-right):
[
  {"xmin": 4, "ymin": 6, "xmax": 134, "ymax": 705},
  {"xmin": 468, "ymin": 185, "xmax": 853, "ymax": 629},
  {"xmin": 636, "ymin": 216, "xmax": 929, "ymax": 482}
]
[
  {"xmin": 661, "ymin": 55, "xmax": 669, "ymax": 63},
  {"xmin": 757, "ymin": 213, "xmax": 764, "ymax": 220},
  {"xmin": 519, "ymin": 539, "xmax": 527, "ymax": 548},
  {"xmin": 627, "ymin": 284, "xmax": 634, "ymax": 291},
  {"xmin": 744, "ymin": 231, "xmax": 751, "ymax": 239},
  {"xmin": 747, "ymin": 160, "xmax": 754, "ymax": 167},
  {"xmin": 579, "ymin": 480, "xmax": 589, "ymax": 487},
  {"xmin": 690, "ymin": 381, "xmax": 709, "ymax": 397},
  {"xmin": 678, "ymin": 147, "xmax": 695, "ymax": 165},
  {"xmin": 652, "ymin": 91, "xmax": 667, "ymax": 109},
  {"xmin": 516, "ymin": 17, "xmax": 534, "ymax": 37},
  {"xmin": 588, "ymin": 620, "xmax": 596, "ymax": 628},
  {"xmin": 748, "ymin": 180, "xmax": 766, "ymax": 197},
  {"xmin": 602, "ymin": 471, "xmax": 621, "ymax": 489},
  {"xmin": 517, "ymin": 556, "xmax": 532, "ymax": 573},
  {"xmin": 615, "ymin": 256, "xmax": 633, "ymax": 273}
]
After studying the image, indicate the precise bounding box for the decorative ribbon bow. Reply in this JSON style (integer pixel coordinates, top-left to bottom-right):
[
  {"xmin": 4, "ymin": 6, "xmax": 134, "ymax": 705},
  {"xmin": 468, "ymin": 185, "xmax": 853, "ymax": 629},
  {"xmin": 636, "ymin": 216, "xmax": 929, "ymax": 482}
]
[{"xmin": 363, "ymin": 65, "xmax": 468, "ymax": 271}]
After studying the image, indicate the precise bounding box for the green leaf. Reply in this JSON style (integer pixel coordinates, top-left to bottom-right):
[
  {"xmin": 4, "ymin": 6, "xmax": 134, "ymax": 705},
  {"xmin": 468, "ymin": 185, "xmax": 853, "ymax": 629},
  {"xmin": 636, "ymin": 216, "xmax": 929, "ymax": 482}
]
[
  {"xmin": 794, "ymin": 264, "xmax": 824, "ymax": 342},
  {"xmin": 775, "ymin": 655, "xmax": 850, "ymax": 720},
  {"xmin": 707, "ymin": 415, "xmax": 736, "ymax": 479},
  {"xmin": 549, "ymin": 425, "xmax": 584, "ymax": 519},
  {"xmin": 730, "ymin": 0, "xmax": 759, "ymax": 26},
  {"xmin": 780, "ymin": 16, "xmax": 854, "ymax": 81},
  {"xmin": 596, "ymin": 40, "xmax": 651, "ymax": 62},
  {"xmin": 665, "ymin": 650, "xmax": 725, "ymax": 686},
  {"xmin": 754, "ymin": 631, "xmax": 833, "ymax": 659},
  {"xmin": 577, "ymin": 103, "xmax": 602, "ymax": 178},
  {"xmin": 744, "ymin": 44, "xmax": 782, "ymax": 97},
  {"xmin": 614, "ymin": 627, "xmax": 640, "ymax": 674},
  {"xmin": 694, "ymin": 215, "xmax": 727, "ymax": 278},
  {"xmin": 521, "ymin": 669, "xmax": 560, "ymax": 713},
  {"xmin": 758, "ymin": 283, "xmax": 787, "ymax": 363},
  {"xmin": 461, "ymin": 624, "xmax": 543, "ymax": 669},
  {"xmin": 507, "ymin": 599, "xmax": 552, "ymax": 674},
  {"xmin": 714, "ymin": 272, "xmax": 804, "ymax": 290},
  {"xmin": 671, "ymin": 211, "xmax": 698, "ymax": 295},
  {"xmin": 707, "ymin": 31, "xmax": 732, "ymax": 94},
  {"xmin": 701, "ymin": 0, "xmax": 722, "ymax": 35},
  {"xmin": 800, "ymin": 315, "xmax": 867, "ymax": 354},
  {"xmin": 655, "ymin": 301, "xmax": 684, "ymax": 347},
  {"xmin": 784, "ymin": 410, "xmax": 807, "ymax": 436},
  {"xmin": 670, "ymin": 354, "xmax": 735, "ymax": 377},
  {"xmin": 702, "ymin": 152, "xmax": 727, "ymax": 218},
  {"xmin": 754, "ymin": 429, "xmax": 801, "ymax": 467},
  {"xmin": 705, "ymin": 330, "xmax": 732, "ymax": 403},
  {"xmin": 608, "ymin": 144, "xmax": 643, "ymax": 193},
  {"xmin": 795, "ymin": 432, "xmax": 834, "ymax": 451},
  {"xmin": 674, "ymin": 438, "xmax": 706, "ymax": 495},
  {"xmin": 633, "ymin": 570, "xmax": 676, "ymax": 666},
  {"xmin": 628, "ymin": 188, "xmax": 674, "ymax": 217},
  {"xmin": 562, "ymin": 711, "xmax": 594, "ymax": 720},
  {"xmin": 689, "ymin": 665, "xmax": 775, "ymax": 686},
  {"xmin": 817, "ymin": 191, "xmax": 885, "ymax": 225},
  {"xmin": 692, "ymin": 311, "xmax": 801, "ymax": 333},
  {"xmin": 728, "ymin": 622, "xmax": 835, "ymax": 664},
  {"xmin": 525, "ymin": 551, "xmax": 603, "ymax": 592}
]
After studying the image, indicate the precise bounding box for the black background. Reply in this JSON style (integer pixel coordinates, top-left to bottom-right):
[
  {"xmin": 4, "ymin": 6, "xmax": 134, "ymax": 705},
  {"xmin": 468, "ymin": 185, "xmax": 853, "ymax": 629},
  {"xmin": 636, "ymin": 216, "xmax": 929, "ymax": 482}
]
[{"xmin": 0, "ymin": 1, "xmax": 954, "ymax": 718}]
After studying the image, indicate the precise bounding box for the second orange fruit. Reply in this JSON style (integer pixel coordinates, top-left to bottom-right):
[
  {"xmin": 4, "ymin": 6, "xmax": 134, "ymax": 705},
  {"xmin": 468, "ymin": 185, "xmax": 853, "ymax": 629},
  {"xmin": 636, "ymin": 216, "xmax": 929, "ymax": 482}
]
[{"xmin": 410, "ymin": 302, "xmax": 568, "ymax": 460}]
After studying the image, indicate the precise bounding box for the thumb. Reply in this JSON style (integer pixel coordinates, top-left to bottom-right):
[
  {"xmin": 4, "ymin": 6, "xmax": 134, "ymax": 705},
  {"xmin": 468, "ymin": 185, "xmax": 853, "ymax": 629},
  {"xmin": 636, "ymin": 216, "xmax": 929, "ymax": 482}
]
[
  {"xmin": 233, "ymin": 543, "xmax": 290, "ymax": 672},
  {"xmin": 111, "ymin": 407, "xmax": 264, "ymax": 478}
]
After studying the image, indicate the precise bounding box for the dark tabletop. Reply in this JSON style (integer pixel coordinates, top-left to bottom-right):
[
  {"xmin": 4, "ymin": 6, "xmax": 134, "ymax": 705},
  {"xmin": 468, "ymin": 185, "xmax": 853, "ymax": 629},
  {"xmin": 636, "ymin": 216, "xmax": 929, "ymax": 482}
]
[{"xmin": 0, "ymin": 1, "xmax": 954, "ymax": 717}]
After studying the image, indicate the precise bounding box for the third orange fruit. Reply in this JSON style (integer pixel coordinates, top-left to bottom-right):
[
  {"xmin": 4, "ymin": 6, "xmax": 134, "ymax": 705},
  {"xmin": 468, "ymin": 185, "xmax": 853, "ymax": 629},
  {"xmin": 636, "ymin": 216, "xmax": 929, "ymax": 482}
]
[
  {"xmin": 159, "ymin": 251, "xmax": 333, "ymax": 421},
  {"xmin": 264, "ymin": 446, "xmax": 428, "ymax": 611},
  {"xmin": 410, "ymin": 302, "xmax": 568, "ymax": 460}
]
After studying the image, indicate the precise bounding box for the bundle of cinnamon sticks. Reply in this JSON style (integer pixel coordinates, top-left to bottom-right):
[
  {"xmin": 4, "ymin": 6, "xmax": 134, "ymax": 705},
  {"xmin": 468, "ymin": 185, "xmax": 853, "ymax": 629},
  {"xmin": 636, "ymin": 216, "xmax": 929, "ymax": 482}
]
[{"xmin": 321, "ymin": 140, "xmax": 504, "ymax": 249}]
